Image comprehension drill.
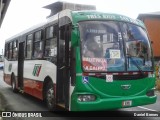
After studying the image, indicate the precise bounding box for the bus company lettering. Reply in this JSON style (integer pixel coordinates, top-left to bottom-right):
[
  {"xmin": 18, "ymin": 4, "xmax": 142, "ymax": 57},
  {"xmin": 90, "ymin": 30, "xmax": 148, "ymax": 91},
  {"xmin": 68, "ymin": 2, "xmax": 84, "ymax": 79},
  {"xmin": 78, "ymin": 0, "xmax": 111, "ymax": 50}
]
[
  {"xmin": 83, "ymin": 58, "xmax": 106, "ymax": 62},
  {"xmin": 86, "ymin": 29, "xmax": 106, "ymax": 34},
  {"xmin": 83, "ymin": 58, "xmax": 107, "ymax": 71},
  {"xmin": 119, "ymin": 16, "xmax": 139, "ymax": 24},
  {"xmin": 87, "ymin": 14, "xmax": 116, "ymax": 20},
  {"xmin": 86, "ymin": 14, "xmax": 139, "ymax": 24},
  {"xmin": 84, "ymin": 65, "xmax": 105, "ymax": 71}
]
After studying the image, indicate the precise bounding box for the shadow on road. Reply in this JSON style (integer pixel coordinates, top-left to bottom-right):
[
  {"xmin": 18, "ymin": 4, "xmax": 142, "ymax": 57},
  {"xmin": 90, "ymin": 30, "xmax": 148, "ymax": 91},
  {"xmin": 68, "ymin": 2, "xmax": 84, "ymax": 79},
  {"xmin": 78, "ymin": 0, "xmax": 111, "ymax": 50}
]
[
  {"xmin": 0, "ymin": 92, "xmax": 8, "ymax": 111},
  {"xmin": 3, "ymin": 87, "xmax": 47, "ymax": 111}
]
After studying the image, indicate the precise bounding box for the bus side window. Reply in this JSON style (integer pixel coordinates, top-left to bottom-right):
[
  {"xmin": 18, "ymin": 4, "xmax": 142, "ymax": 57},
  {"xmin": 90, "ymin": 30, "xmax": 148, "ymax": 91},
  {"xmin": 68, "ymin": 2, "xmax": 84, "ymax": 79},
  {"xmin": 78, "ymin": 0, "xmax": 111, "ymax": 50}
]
[
  {"xmin": 4, "ymin": 43, "xmax": 9, "ymax": 59},
  {"xmin": 13, "ymin": 40, "xmax": 18, "ymax": 60},
  {"xmin": 44, "ymin": 25, "xmax": 57, "ymax": 64},
  {"xmin": 8, "ymin": 42, "xmax": 12, "ymax": 60},
  {"xmin": 33, "ymin": 30, "xmax": 43, "ymax": 59},
  {"xmin": 26, "ymin": 34, "xmax": 33, "ymax": 59}
]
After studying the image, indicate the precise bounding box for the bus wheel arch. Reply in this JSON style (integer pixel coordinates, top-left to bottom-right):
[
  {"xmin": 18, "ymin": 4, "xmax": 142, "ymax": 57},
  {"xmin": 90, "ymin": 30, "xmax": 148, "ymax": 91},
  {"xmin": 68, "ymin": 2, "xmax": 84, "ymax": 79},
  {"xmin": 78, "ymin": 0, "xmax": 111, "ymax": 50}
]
[
  {"xmin": 11, "ymin": 73, "xmax": 18, "ymax": 93},
  {"xmin": 43, "ymin": 76, "xmax": 56, "ymax": 111}
]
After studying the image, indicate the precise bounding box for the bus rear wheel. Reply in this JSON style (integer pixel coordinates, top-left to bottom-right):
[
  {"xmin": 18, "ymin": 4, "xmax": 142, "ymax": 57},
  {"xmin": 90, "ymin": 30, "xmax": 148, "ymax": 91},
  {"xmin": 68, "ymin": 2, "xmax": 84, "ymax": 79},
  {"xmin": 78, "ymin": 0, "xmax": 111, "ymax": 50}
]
[
  {"xmin": 45, "ymin": 81, "xmax": 56, "ymax": 111},
  {"xmin": 11, "ymin": 75, "xmax": 18, "ymax": 93}
]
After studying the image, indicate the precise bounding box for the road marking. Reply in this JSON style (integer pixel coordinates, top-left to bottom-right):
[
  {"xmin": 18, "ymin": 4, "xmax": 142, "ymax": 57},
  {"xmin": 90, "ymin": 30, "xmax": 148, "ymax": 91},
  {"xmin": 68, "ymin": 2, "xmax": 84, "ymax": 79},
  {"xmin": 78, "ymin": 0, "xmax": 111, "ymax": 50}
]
[{"xmin": 138, "ymin": 106, "xmax": 157, "ymax": 111}]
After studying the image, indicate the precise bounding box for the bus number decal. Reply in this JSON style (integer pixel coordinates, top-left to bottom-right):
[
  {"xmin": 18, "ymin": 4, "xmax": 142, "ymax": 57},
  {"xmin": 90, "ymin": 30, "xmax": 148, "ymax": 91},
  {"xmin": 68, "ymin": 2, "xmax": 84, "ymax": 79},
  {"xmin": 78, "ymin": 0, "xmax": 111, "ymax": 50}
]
[
  {"xmin": 106, "ymin": 75, "xmax": 113, "ymax": 82},
  {"xmin": 32, "ymin": 64, "xmax": 42, "ymax": 77},
  {"xmin": 109, "ymin": 50, "xmax": 121, "ymax": 59}
]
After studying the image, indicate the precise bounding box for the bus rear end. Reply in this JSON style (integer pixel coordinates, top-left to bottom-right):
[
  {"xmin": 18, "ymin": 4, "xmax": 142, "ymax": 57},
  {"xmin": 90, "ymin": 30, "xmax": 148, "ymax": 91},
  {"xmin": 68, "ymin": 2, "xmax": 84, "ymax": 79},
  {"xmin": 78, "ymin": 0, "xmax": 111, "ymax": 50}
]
[{"xmin": 70, "ymin": 14, "xmax": 157, "ymax": 111}]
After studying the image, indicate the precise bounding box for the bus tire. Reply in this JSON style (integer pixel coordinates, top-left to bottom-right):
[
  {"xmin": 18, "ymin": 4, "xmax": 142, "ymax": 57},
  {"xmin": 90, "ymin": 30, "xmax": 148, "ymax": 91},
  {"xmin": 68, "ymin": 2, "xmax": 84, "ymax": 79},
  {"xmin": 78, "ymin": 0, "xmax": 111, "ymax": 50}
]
[
  {"xmin": 45, "ymin": 81, "xmax": 56, "ymax": 111},
  {"xmin": 11, "ymin": 74, "xmax": 18, "ymax": 93}
]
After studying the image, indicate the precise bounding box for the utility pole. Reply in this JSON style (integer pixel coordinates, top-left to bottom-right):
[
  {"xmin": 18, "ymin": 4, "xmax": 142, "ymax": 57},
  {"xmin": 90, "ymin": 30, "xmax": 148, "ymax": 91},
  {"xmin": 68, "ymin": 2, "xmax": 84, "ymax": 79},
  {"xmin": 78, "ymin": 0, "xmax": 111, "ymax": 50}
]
[
  {"xmin": 0, "ymin": 0, "xmax": 11, "ymax": 27},
  {"xmin": 0, "ymin": 0, "xmax": 2, "ymax": 20}
]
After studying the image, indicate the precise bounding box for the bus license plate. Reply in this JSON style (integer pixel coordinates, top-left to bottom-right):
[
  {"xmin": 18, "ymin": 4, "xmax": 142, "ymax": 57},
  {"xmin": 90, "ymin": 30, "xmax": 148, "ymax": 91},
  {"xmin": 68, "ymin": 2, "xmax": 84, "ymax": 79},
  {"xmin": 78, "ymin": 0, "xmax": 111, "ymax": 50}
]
[{"xmin": 122, "ymin": 100, "xmax": 132, "ymax": 107}]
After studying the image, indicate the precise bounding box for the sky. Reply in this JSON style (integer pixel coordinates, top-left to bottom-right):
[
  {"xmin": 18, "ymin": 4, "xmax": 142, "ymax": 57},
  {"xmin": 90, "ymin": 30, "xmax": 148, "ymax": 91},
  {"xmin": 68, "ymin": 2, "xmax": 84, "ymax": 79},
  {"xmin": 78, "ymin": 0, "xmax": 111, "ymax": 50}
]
[{"xmin": 0, "ymin": 0, "xmax": 160, "ymax": 54}]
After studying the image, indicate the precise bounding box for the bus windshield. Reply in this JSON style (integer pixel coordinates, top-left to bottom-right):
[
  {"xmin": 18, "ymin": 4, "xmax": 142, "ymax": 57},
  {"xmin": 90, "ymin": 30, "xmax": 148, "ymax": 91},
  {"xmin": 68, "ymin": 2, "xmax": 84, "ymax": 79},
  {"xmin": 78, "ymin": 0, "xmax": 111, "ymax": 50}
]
[{"xmin": 79, "ymin": 21, "xmax": 153, "ymax": 72}]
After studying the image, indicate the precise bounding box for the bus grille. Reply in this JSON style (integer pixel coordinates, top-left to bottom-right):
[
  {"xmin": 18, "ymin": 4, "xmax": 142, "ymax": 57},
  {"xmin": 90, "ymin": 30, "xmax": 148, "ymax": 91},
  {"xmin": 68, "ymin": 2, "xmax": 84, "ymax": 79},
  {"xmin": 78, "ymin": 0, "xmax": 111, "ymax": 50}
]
[
  {"xmin": 93, "ymin": 74, "xmax": 148, "ymax": 80},
  {"xmin": 113, "ymin": 74, "xmax": 148, "ymax": 80}
]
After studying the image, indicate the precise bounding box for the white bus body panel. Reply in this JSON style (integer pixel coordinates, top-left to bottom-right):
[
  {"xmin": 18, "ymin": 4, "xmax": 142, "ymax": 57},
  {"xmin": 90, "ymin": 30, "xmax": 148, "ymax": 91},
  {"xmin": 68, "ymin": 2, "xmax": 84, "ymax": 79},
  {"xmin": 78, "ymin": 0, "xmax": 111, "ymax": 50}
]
[{"xmin": 23, "ymin": 60, "xmax": 56, "ymax": 83}]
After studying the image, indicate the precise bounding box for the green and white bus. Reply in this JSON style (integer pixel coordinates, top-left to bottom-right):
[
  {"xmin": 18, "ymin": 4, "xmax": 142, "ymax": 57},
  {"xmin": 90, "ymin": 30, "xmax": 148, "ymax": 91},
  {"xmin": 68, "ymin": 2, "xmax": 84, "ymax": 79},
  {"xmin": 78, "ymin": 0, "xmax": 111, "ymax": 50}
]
[{"xmin": 4, "ymin": 2, "xmax": 157, "ymax": 111}]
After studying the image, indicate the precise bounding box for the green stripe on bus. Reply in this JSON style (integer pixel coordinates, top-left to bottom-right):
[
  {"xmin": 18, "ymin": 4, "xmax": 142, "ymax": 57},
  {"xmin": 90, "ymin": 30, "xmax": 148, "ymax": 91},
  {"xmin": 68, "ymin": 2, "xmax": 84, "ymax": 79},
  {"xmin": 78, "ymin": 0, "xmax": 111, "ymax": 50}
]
[
  {"xmin": 33, "ymin": 66, "xmax": 37, "ymax": 76},
  {"xmin": 36, "ymin": 66, "xmax": 40, "ymax": 76}
]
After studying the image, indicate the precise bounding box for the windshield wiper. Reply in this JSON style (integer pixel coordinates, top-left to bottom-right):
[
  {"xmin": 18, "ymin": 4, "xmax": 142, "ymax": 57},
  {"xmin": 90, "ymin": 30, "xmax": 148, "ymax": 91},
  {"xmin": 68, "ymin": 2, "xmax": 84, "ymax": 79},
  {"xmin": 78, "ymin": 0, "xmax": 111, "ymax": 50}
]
[{"xmin": 127, "ymin": 55, "xmax": 145, "ymax": 76}]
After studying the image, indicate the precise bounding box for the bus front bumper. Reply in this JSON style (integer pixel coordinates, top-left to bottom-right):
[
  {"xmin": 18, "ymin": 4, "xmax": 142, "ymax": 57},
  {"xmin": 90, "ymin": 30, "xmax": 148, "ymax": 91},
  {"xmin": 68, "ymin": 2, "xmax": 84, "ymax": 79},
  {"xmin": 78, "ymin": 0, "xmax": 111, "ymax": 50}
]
[{"xmin": 71, "ymin": 95, "xmax": 157, "ymax": 111}]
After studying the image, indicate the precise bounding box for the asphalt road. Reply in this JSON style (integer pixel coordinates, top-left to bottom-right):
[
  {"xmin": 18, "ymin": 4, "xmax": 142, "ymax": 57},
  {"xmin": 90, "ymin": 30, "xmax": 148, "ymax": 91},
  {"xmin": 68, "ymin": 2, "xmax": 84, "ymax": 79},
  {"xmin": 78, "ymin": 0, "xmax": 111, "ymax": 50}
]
[{"xmin": 0, "ymin": 70, "xmax": 160, "ymax": 120}]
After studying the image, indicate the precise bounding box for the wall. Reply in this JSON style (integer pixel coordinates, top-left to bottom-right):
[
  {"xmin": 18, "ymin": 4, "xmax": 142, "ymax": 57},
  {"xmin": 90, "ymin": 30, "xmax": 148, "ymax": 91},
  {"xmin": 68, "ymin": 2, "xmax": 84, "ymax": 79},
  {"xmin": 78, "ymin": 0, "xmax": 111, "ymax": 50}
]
[{"xmin": 144, "ymin": 18, "xmax": 160, "ymax": 57}]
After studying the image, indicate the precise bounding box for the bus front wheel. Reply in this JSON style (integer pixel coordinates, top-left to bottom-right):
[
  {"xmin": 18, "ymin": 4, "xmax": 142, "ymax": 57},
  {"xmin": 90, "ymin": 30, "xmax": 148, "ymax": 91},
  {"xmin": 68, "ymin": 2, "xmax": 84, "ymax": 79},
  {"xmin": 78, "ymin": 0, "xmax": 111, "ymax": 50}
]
[{"xmin": 45, "ymin": 81, "xmax": 56, "ymax": 111}]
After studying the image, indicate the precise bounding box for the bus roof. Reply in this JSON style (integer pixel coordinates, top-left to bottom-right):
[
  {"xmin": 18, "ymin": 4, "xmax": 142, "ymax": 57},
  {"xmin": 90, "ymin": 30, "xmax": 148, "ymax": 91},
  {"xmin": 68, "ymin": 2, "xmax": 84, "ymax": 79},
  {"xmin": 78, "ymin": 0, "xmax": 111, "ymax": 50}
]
[
  {"xmin": 5, "ymin": 22, "xmax": 46, "ymax": 43},
  {"xmin": 71, "ymin": 11, "xmax": 145, "ymax": 28},
  {"xmin": 5, "ymin": 10, "xmax": 145, "ymax": 43}
]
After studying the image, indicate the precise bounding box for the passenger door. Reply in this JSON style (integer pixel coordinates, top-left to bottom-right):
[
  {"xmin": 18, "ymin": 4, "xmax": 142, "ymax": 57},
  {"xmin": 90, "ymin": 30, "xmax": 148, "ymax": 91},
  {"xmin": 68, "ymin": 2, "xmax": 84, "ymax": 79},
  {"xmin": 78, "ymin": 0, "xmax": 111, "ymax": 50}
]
[
  {"xmin": 18, "ymin": 42, "xmax": 25, "ymax": 89},
  {"xmin": 56, "ymin": 24, "xmax": 71, "ymax": 109}
]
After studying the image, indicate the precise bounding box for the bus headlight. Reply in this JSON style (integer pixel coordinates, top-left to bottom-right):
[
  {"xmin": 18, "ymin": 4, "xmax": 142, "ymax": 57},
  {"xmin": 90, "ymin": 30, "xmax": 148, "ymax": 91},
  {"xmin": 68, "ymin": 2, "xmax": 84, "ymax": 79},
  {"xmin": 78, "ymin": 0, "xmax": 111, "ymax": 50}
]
[{"xmin": 78, "ymin": 94, "xmax": 96, "ymax": 102}]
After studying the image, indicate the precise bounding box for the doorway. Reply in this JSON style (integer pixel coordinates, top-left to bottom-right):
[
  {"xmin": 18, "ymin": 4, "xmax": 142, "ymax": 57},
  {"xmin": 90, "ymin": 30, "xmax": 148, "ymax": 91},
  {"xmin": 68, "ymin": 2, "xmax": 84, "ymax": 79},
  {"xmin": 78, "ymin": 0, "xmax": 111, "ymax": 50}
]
[
  {"xmin": 18, "ymin": 42, "xmax": 25, "ymax": 89},
  {"xmin": 56, "ymin": 24, "xmax": 71, "ymax": 109}
]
